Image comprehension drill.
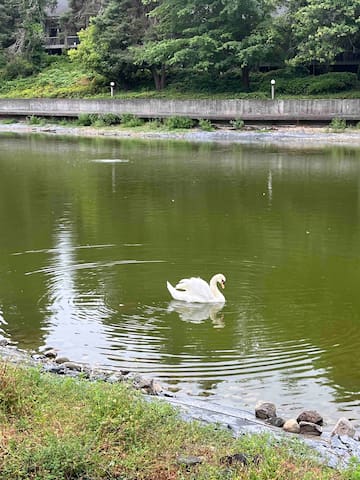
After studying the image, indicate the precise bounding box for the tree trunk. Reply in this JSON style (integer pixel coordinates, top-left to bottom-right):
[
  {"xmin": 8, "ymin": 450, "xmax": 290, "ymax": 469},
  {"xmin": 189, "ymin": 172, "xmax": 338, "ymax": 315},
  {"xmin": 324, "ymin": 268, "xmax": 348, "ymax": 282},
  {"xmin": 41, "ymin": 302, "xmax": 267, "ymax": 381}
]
[
  {"xmin": 151, "ymin": 64, "xmax": 166, "ymax": 90},
  {"xmin": 242, "ymin": 66, "xmax": 250, "ymax": 91}
]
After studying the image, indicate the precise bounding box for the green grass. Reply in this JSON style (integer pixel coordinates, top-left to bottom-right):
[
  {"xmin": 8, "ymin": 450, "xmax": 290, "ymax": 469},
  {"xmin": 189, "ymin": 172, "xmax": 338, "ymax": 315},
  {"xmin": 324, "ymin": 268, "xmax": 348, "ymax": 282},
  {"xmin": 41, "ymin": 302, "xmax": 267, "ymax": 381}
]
[{"xmin": 0, "ymin": 361, "xmax": 358, "ymax": 479}]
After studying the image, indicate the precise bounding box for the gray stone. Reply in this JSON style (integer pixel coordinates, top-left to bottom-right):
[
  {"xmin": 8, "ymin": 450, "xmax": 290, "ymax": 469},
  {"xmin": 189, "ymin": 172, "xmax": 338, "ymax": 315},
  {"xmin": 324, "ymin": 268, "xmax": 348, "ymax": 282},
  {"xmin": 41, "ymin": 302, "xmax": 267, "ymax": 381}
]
[
  {"xmin": 331, "ymin": 418, "xmax": 356, "ymax": 438},
  {"xmin": 283, "ymin": 419, "xmax": 300, "ymax": 434},
  {"xmin": 176, "ymin": 455, "xmax": 203, "ymax": 466},
  {"xmin": 297, "ymin": 410, "xmax": 323, "ymax": 426},
  {"xmin": 267, "ymin": 416, "xmax": 285, "ymax": 428},
  {"xmin": 220, "ymin": 453, "xmax": 248, "ymax": 466},
  {"xmin": 44, "ymin": 349, "xmax": 57, "ymax": 359},
  {"xmin": 299, "ymin": 421, "xmax": 322, "ymax": 436},
  {"xmin": 255, "ymin": 401, "xmax": 276, "ymax": 419},
  {"xmin": 61, "ymin": 361, "xmax": 82, "ymax": 371},
  {"xmin": 55, "ymin": 356, "xmax": 70, "ymax": 364}
]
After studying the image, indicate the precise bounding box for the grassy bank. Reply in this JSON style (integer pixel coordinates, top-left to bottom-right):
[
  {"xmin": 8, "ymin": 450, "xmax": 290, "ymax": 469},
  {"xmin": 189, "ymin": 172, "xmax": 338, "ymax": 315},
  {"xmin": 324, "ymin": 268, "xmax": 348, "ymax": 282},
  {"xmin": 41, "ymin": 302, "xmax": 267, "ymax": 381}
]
[{"xmin": 0, "ymin": 362, "xmax": 358, "ymax": 479}]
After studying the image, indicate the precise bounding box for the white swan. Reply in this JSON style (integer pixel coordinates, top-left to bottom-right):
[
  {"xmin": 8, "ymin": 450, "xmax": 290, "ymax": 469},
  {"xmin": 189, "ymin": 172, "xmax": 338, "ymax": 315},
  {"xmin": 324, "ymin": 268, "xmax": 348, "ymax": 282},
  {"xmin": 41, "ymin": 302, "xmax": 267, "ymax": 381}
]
[{"xmin": 166, "ymin": 273, "xmax": 226, "ymax": 303}]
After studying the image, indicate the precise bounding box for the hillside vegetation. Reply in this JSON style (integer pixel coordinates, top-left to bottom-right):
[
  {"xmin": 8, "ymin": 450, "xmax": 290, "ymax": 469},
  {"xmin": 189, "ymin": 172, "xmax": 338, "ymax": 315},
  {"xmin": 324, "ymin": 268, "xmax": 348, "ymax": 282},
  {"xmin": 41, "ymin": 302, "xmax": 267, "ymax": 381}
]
[{"xmin": 0, "ymin": 57, "xmax": 359, "ymax": 100}]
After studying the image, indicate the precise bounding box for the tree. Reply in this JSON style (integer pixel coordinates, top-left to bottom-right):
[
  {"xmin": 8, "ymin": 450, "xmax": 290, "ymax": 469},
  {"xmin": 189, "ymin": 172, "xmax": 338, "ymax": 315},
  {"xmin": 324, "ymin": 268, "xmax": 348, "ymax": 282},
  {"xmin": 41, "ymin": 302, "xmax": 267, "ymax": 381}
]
[
  {"xmin": 132, "ymin": 0, "xmax": 277, "ymax": 90},
  {"xmin": 289, "ymin": 0, "xmax": 360, "ymax": 66},
  {"xmin": 70, "ymin": 0, "xmax": 150, "ymax": 87}
]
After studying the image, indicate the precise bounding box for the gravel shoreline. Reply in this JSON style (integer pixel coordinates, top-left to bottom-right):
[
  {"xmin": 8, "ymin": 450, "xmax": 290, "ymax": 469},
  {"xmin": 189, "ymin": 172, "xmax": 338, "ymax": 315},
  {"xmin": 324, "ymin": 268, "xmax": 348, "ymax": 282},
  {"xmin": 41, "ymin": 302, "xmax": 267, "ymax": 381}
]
[{"xmin": 0, "ymin": 121, "xmax": 360, "ymax": 147}]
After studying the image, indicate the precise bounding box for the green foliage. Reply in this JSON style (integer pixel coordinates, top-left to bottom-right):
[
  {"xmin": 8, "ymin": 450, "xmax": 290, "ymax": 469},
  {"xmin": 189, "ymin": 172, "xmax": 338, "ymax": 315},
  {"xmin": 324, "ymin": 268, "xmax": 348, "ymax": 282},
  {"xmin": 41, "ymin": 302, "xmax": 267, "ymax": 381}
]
[
  {"xmin": 120, "ymin": 113, "xmax": 144, "ymax": 127},
  {"xmin": 230, "ymin": 118, "xmax": 245, "ymax": 130},
  {"xmin": 329, "ymin": 117, "xmax": 347, "ymax": 131},
  {"xmin": 2, "ymin": 57, "xmax": 35, "ymax": 80},
  {"xmin": 307, "ymin": 73, "xmax": 358, "ymax": 94},
  {"xmin": 164, "ymin": 116, "xmax": 194, "ymax": 129},
  {"xmin": 198, "ymin": 118, "xmax": 214, "ymax": 131},
  {"xmin": 290, "ymin": 0, "xmax": 360, "ymax": 65},
  {"xmin": 0, "ymin": 57, "xmax": 97, "ymax": 98},
  {"xmin": 26, "ymin": 115, "xmax": 45, "ymax": 125},
  {"xmin": 77, "ymin": 113, "xmax": 92, "ymax": 126}
]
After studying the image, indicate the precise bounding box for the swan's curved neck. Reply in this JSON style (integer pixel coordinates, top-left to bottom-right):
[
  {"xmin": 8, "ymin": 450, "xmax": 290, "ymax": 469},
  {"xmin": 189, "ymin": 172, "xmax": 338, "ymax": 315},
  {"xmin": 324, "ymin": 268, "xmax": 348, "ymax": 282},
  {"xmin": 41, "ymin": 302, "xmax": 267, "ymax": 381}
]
[{"xmin": 210, "ymin": 277, "xmax": 224, "ymax": 301}]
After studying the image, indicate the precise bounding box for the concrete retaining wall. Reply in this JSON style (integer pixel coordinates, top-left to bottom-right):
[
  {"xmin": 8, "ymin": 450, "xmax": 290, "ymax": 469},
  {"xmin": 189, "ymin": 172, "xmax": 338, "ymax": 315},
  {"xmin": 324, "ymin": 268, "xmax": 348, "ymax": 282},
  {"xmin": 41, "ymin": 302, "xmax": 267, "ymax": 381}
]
[{"xmin": 0, "ymin": 98, "xmax": 359, "ymax": 121}]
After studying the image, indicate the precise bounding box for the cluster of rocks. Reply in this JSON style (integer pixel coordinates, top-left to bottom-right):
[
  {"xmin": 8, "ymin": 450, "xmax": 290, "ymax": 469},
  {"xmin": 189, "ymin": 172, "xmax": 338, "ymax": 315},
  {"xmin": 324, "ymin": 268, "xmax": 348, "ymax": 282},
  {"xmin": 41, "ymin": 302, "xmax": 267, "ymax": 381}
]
[
  {"xmin": 38, "ymin": 347, "xmax": 165, "ymax": 396},
  {"xmin": 255, "ymin": 400, "xmax": 357, "ymax": 439}
]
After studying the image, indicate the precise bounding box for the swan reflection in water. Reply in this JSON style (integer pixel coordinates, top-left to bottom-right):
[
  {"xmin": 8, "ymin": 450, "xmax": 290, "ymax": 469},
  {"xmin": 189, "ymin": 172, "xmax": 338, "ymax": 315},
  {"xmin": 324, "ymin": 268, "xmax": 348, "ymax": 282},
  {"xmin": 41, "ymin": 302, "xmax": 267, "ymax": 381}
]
[{"xmin": 167, "ymin": 300, "xmax": 225, "ymax": 328}]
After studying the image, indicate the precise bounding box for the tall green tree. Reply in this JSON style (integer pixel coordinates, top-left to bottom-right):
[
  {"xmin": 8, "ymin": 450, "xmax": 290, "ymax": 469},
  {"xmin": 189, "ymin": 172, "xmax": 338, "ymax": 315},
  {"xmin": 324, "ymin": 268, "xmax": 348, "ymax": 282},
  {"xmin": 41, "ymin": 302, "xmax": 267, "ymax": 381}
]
[
  {"xmin": 132, "ymin": 0, "xmax": 276, "ymax": 89},
  {"xmin": 289, "ymin": 0, "xmax": 360, "ymax": 66},
  {"xmin": 70, "ymin": 0, "xmax": 150, "ymax": 87}
]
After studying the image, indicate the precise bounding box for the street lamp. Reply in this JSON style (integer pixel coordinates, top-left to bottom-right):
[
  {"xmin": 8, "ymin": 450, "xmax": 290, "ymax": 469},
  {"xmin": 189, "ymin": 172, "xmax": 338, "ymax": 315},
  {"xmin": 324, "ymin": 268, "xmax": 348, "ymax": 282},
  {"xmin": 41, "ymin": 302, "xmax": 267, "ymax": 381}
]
[
  {"xmin": 270, "ymin": 79, "xmax": 276, "ymax": 100},
  {"xmin": 110, "ymin": 81, "xmax": 115, "ymax": 97}
]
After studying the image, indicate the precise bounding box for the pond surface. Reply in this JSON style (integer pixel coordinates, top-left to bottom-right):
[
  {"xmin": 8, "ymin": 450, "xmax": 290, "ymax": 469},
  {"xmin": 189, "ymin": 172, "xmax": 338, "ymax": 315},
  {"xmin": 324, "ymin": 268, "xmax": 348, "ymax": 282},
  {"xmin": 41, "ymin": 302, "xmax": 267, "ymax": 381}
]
[{"xmin": 1, "ymin": 132, "xmax": 360, "ymax": 425}]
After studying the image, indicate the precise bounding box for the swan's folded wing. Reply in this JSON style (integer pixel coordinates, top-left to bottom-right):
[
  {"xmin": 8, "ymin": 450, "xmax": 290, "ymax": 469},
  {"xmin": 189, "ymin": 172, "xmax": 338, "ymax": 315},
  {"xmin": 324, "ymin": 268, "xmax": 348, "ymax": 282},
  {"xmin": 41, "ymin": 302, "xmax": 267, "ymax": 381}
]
[{"xmin": 175, "ymin": 277, "xmax": 213, "ymax": 302}]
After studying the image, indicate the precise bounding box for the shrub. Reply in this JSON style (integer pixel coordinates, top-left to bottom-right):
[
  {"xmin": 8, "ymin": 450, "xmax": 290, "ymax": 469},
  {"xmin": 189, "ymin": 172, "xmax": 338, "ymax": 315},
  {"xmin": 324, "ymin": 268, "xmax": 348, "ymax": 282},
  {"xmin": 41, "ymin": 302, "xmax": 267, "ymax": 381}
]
[
  {"xmin": 77, "ymin": 113, "xmax": 92, "ymax": 126},
  {"xmin": 147, "ymin": 118, "xmax": 163, "ymax": 129},
  {"xmin": 164, "ymin": 116, "xmax": 194, "ymax": 129},
  {"xmin": 329, "ymin": 117, "xmax": 346, "ymax": 131},
  {"xmin": 121, "ymin": 113, "xmax": 144, "ymax": 127},
  {"xmin": 99, "ymin": 113, "xmax": 121, "ymax": 125},
  {"xmin": 198, "ymin": 118, "xmax": 214, "ymax": 131},
  {"xmin": 230, "ymin": 118, "xmax": 245, "ymax": 130},
  {"xmin": 2, "ymin": 57, "xmax": 35, "ymax": 80},
  {"xmin": 26, "ymin": 115, "xmax": 45, "ymax": 126},
  {"xmin": 307, "ymin": 73, "xmax": 358, "ymax": 94}
]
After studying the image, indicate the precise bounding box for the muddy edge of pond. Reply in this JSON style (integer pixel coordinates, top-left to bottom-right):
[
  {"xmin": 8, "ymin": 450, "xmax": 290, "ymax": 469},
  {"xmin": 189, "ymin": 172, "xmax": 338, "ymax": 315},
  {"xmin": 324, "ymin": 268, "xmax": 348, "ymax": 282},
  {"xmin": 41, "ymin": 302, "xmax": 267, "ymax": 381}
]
[
  {"xmin": 0, "ymin": 340, "xmax": 359, "ymax": 469},
  {"xmin": 0, "ymin": 122, "xmax": 360, "ymax": 147}
]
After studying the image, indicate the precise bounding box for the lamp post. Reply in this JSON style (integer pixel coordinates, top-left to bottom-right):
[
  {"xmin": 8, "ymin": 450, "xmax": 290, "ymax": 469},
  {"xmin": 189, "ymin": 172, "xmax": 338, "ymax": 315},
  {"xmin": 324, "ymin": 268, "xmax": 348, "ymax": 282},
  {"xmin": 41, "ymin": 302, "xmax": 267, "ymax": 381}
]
[
  {"xmin": 270, "ymin": 79, "xmax": 276, "ymax": 100},
  {"xmin": 110, "ymin": 81, "xmax": 115, "ymax": 97}
]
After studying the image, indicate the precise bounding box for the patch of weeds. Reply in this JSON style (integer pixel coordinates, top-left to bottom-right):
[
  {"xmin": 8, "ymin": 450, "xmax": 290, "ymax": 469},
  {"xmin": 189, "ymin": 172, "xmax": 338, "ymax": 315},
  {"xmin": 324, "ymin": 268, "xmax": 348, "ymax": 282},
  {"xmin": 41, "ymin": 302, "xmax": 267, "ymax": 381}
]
[
  {"xmin": 329, "ymin": 117, "xmax": 346, "ymax": 131},
  {"xmin": 77, "ymin": 113, "xmax": 92, "ymax": 126},
  {"xmin": 198, "ymin": 118, "xmax": 214, "ymax": 131},
  {"xmin": 230, "ymin": 118, "xmax": 245, "ymax": 130},
  {"xmin": 164, "ymin": 115, "xmax": 194, "ymax": 129},
  {"xmin": 146, "ymin": 118, "xmax": 163, "ymax": 129},
  {"xmin": 121, "ymin": 113, "xmax": 144, "ymax": 127},
  {"xmin": 26, "ymin": 115, "xmax": 45, "ymax": 126},
  {"xmin": 0, "ymin": 118, "xmax": 18, "ymax": 124}
]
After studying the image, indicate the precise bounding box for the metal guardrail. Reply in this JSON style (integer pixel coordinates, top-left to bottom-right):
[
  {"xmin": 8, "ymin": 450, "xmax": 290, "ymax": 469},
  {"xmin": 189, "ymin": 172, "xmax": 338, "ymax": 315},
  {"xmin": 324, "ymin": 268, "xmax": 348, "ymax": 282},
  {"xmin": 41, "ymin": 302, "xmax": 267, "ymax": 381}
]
[{"xmin": 44, "ymin": 36, "xmax": 79, "ymax": 49}]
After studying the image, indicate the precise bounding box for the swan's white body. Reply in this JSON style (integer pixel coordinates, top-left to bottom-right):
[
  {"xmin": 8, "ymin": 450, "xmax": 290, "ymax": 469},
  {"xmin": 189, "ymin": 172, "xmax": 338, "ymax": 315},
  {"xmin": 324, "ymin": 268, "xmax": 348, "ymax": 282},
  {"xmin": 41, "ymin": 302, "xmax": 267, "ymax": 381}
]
[{"xmin": 166, "ymin": 273, "xmax": 226, "ymax": 303}]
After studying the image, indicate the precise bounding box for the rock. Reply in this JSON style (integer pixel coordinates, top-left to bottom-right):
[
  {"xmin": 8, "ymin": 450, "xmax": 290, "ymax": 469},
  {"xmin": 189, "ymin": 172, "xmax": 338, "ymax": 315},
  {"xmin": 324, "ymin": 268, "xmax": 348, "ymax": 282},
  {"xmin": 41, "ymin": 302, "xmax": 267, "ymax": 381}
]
[
  {"xmin": 55, "ymin": 356, "xmax": 70, "ymax": 364},
  {"xmin": 283, "ymin": 419, "xmax": 300, "ymax": 434},
  {"xmin": 132, "ymin": 375, "xmax": 162, "ymax": 395},
  {"xmin": 176, "ymin": 455, "xmax": 203, "ymax": 466},
  {"xmin": 297, "ymin": 410, "xmax": 323, "ymax": 426},
  {"xmin": 267, "ymin": 416, "xmax": 285, "ymax": 428},
  {"xmin": 255, "ymin": 401, "xmax": 276, "ymax": 419},
  {"xmin": 61, "ymin": 361, "xmax": 82, "ymax": 372},
  {"xmin": 44, "ymin": 349, "xmax": 57, "ymax": 359},
  {"xmin": 220, "ymin": 453, "xmax": 249, "ymax": 466},
  {"xmin": 299, "ymin": 421, "xmax": 322, "ymax": 436},
  {"xmin": 331, "ymin": 418, "xmax": 356, "ymax": 438}
]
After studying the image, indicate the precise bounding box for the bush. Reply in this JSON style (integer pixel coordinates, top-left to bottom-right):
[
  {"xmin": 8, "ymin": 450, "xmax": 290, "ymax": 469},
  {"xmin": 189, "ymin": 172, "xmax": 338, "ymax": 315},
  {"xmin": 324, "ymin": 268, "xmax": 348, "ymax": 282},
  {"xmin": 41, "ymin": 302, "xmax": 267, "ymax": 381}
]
[
  {"xmin": 2, "ymin": 57, "xmax": 35, "ymax": 80},
  {"xmin": 77, "ymin": 113, "xmax": 92, "ymax": 126},
  {"xmin": 329, "ymin": 117, "xmax": 346, "ymax": 131},
  {"xmin": 198, "ymin": 118, "xmax": 214, "ymax": 131},
  {"xmin": 26, "ymin": 115, "xmax": 45, "ymax": 126},
  {"xmin": 99, "ymin": 113, "xmax": 121, "ymax": 125},
  {"xmin": 164, "ymin": 116, "xmax": 194, "ymax": 129},
  {"xmin": 121, "ymin": 113, "xmax": 144, "ymax": 127},
  {"xmin": 230, "ymin": 118, "xmax": 245, "ymax": 130},
  {"xmin": 307, "ymin": 72, "xmax": 358, "ymax": 94}
]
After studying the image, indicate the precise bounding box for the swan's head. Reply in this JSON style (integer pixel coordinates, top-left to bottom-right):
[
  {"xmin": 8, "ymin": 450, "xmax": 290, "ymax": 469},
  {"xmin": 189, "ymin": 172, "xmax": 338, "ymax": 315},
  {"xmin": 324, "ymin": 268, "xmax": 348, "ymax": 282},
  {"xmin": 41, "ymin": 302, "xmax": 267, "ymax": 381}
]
[{"xmin": 213, "ymin": 273, "xmax": 226, "ymax": 289}]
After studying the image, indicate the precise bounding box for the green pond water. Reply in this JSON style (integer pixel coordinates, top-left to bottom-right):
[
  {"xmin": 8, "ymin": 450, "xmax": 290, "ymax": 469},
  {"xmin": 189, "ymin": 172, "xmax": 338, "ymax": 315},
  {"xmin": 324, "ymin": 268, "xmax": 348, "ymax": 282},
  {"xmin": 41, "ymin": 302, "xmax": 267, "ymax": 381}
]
[{"xmin": 1, "ymin": 132, "xmax": 360, "ymax": 424}]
